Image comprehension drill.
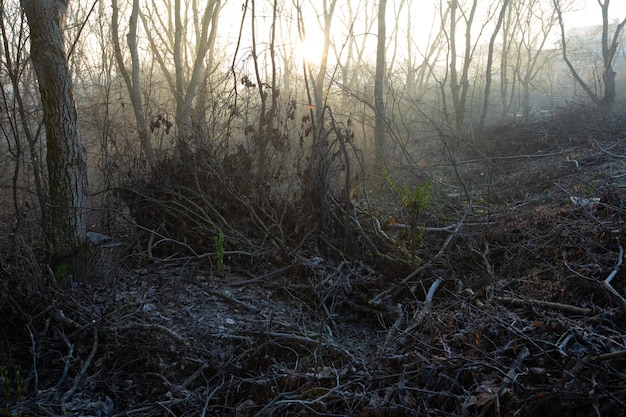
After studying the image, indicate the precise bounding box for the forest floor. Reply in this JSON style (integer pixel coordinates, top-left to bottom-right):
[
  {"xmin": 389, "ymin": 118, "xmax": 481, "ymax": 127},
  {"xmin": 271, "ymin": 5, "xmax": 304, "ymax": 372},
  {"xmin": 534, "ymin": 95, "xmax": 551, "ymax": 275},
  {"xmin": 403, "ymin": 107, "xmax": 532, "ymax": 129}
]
[{"xmin": 2, "ymin": 109, "xmax": 626, "ymax": 416}]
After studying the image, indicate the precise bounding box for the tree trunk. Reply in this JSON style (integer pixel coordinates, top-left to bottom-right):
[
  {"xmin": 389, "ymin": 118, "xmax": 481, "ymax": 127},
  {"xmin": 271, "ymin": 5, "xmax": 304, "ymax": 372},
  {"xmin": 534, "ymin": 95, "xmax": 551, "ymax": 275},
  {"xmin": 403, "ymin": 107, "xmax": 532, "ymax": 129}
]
[
  {"xmin": 478, "ymin": 0, "xmax": 510, "ymax": 130},
  {"xmin": 312, "ymin": 0, "xmax": 337, "ymax": 123},
  {"xmin": 302, "ymin": 0, "xmax": 337, "ymax": 215},
  {"xmin": 139, "ymin": 0, "xmax": 221, "ymax": 155},
  {"xmin": 21, "ymin": 0, "xmax": 89, "ymax": 278},
  {"xmin": 111, "ymin": 0, "xmax": 157, "ymax": 168},
  {"xmin": 599, "ymin": 0, "xmax": 626, "ymax": 111},
  {"xmin": 553, "ymin": 0, "xmax": 626, "ymax": 111},
  {"xmin": 374, "ymin": 0, "xmax": 387, "ymax": 173},
  {"xmin": 448, "ymin": 0, "xmax": 479, "ymax": 131},
  {"xmin": 0, "ymin": 9, "xmax": 49, "ymax": 231}
]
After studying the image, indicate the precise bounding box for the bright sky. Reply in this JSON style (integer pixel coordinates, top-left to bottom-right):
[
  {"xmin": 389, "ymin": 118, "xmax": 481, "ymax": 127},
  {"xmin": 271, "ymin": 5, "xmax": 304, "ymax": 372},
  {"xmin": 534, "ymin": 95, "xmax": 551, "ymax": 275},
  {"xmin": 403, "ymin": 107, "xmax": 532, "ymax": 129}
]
[
  {"xmin": 567, "ymin": 0, "xmax": 626, "ymax": 26},
  {"xmin": 215, "ymin": 0, "xmax": 626, "ymax": 69}
]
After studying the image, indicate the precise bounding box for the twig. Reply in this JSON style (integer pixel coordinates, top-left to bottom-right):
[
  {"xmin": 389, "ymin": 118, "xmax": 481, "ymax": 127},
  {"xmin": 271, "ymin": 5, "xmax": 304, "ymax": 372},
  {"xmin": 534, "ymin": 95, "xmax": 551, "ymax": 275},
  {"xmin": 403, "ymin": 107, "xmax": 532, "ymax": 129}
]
[
  {"xmin": 595, "ymin": 139, "xmax": 626, "ymax": 158},
  {"xmin": 51, "ymin": 309, "xmax": 81, "ymax": 331},
  {"xmin": 27, "ymin": 319, "xmax": 46, "ymax": 393},
  {"xmin": 602, "ymin": 245, "xmax": 626, "ymax": 307},
  {"xmin": 482, "ymin": 243, "xmax": 495, "ymax": 300},
  {"xmin": 352, "ymin": 206, "xmax": 401, "ymax": 263},
  {"xmin": 61, "ymin": 326, "xmax": 99, "ymax": 412},
  {"xmin": 405, "ymin": 277, "xmax": 443, "ymax": 332},
  {"xmin": 494, "ymin": 296, "xmax": 593, "ymax": 316},
  {"xmin": 560, "ymin": 349, "xmax": 626, "ymax": 388},
  {"xmin": 566, "ymin": 244, "xmax": 626, "ymax": 308},
  {"xmin": 380, "ymin": 304, "xmax": 405, "ymax": 353},
  {"xmin": 229, "ymin": 263, "xmax": 298, "ymax": 286},
  {"xmin": 182, "ymin": 362, "xmax": 209, "ymax": 390},
  {"xmin": 200, "ymin": 385, "xmax": 220, "ymax": 417},
  {"xmin": 498, "ymin": 346, "xmax": 529, "ymax": 396},
  {"xmin": 53, "ymin": 329, "xmax": 74, "ymax": 397},
  {"xmin": 209, "ymin": 289, "xmax": 261, "ymax": 312},
  {"xmin": 372, "ymin": 210, "xmax": 468, "ymax": 305},
  {"xmin": 119, "ymin": 323, "xmax": 185, "ymax": 343},
  {"xmin": 605, "ymin": 244, "xmax": 623, "ymax": 285},
  {"xmin": 423, "ymin": 277, "xmax": 444, "ymax": 312},
  {"xmin": 405, "ymin": 210, "xmax": 467, "ymax": 284}
]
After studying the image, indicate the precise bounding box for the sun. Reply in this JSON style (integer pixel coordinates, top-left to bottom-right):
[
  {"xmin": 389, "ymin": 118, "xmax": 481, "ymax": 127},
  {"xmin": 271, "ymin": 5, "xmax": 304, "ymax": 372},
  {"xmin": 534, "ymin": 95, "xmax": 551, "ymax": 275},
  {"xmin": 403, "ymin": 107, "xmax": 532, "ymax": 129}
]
[{"xmin": 296, "ymin": 34, "xmax": 326, "ymax": 65}]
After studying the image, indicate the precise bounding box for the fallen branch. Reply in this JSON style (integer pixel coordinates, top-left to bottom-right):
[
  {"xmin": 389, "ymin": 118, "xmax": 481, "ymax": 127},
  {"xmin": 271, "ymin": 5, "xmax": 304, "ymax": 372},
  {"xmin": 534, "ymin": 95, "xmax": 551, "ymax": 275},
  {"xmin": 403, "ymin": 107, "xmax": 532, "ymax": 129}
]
[
  {"xmin": 560, "ymin": 349, "xmax": 626, "ymax": 387},
  {"xmin": 118, "ymin": 322, "xmax": 186, "ymax": 343},
  {"xmin": 498, "ymin": 346, "xmax": 529, "ymax": 395},
  {"xmin": 380, "ymin": 304, "xmax": 406, "ymax": 353},
  {"xmin": 602, "ymin": 245, "xmax": 626, "ymax": 308},
  {"xmin": 494, "ymin": 296, "xmax": 593, "ymax": 316},
  {"xmin": 405, "ymin": 277, "xmax": 444, "ymax": 332}
]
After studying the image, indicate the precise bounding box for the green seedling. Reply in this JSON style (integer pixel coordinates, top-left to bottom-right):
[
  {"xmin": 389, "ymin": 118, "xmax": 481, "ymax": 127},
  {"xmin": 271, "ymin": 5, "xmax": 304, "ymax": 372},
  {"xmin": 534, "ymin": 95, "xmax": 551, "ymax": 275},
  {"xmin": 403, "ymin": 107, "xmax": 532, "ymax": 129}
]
[
  {"xmin": 385, "ymin": 171, "xmax": 433, "ymax": 266},
  {"xmin": 1, "ymin": 365, "xmax": 25, "ymax": 417}
]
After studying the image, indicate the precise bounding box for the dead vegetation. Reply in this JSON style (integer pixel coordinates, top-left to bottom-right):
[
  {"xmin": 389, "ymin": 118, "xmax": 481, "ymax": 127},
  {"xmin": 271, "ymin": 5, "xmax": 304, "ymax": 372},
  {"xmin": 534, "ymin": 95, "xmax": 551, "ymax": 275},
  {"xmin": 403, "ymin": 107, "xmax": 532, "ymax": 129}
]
[{"xmin": 2, "ymin": 109, "xmax": 626, "ymax": 416}]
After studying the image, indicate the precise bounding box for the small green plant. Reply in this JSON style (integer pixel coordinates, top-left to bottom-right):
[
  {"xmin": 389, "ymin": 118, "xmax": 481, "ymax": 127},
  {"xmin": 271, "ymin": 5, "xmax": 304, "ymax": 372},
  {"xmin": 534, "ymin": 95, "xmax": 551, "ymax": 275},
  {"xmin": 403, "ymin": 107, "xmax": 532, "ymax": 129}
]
[
  {"xmin": 384, "ymin": 171, "xmax": 433, "ymax": 266},
  {"xmin": 53, "ymin": 260, "xmax": 72, "ymax": 283},
  {"xmin": 1, "ymin": 365, "xmax": 25, "ymax": 417},
  {"xmin": 214, "ymin": 230, "xmax": 225, "ymax": 273},
  {"xmin": 579, "ymin": 181, "xmax": 595, "ymax": 196}
]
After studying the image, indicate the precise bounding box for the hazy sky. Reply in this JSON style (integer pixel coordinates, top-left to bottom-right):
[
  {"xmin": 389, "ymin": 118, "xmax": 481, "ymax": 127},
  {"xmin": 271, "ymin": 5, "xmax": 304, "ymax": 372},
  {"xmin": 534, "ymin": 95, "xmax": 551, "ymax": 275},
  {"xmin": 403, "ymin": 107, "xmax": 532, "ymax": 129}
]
[
  {"xmin": 214, "ymin": 0, "xmax": 626, "ymax": 69},
  {"xmin": 567, "ymin": 0, "xmax": 626, "ymax": 26}
]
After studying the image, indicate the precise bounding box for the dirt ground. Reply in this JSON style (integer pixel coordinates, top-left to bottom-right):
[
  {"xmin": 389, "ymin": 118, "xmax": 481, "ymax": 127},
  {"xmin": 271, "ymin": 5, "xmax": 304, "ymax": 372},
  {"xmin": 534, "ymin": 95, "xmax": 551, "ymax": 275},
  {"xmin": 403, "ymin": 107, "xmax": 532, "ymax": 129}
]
[{"xmin": 2, "ymin": 112, "xmax": 626, "ymax": 416}]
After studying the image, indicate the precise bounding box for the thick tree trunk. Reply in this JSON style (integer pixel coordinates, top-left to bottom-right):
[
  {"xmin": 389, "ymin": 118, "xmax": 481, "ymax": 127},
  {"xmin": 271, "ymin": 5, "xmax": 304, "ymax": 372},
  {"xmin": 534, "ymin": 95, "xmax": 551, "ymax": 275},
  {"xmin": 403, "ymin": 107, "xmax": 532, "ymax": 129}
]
[{"xmin": 21, "ymin": 0, "xmax": 88, "ymax": 277}]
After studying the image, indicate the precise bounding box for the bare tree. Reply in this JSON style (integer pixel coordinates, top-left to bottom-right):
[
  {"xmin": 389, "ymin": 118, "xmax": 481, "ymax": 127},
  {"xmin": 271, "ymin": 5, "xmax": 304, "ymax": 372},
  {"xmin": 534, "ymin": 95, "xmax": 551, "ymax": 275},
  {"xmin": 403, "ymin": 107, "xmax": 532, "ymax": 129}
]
[
  {"xmin": 248, "ymin": 0, "xmax": 280, "ymax": 190},
  {"xmin": 298, "ymin": 0, "xmax": 338, "ymax": 213},
  {"xmin": 0, "ymin": 0, "xmax": 48, "ymax": 230},
  {"xmin": 446, "ymin": 0, "xmax": 492, "ymax": 131},
  {"xmin": 478, "ymin": 0, "xmax": 511, "ymax": 130},
  {"xmin": 140, "ymin": 0, "xmax": 223, "ymax": 153},
  {"xmin": 554, "ymin": 0, "xmax": 626, "ymax": 110},
  {"xmin": 386, "ymin": 0, "xmax": 405, "ymax": 72},
  {"xmin": 309, "ymin": 0, "xmax": 338, "ymax": 125},
  {"xmin": 597, "ymin": 0, "xmax": 626, "ymax": 109},
  {"xmin": 511, "ymin": 0, "xmax": 560, "ymax": 118},
  {"xmin": 343, "ymin": 1, "xmax": 376, "ymax": 91},
  {"xmin": 111, "ymin": 0, "xmax": 157, "ymax": 168},
  {"xmin": 374, "ymin": 0, "xmax": 387, "ymax": 172},
  {"xmin": 413, "ymin": 5, "xmax": 450, "ymax": 95},
  {"xmin": 21, "ymin": 0, "xmax": 88, "ymax": 277}
]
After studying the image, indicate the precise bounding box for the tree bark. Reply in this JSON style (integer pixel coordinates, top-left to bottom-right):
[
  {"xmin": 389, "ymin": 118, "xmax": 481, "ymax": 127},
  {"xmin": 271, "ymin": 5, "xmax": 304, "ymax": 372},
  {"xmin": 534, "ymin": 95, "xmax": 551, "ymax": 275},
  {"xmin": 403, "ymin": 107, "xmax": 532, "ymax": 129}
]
[
  {"xmin": 478, "ymin": 0, "xmax": 511, "ymax": 130},
  {"xmin": 374, "ymin": 0, "xmax": 387, "ymax": 172},
  {"xmin": 599, "ymin": 0, "xmax": 626, "ymax": 111},
  {"xmin": 21, "ymin": 0, "xmax": 88, "ymax": 276},
  {"xmin": 448, "ymin": 0, "xmax": 479, "ymax": 131},
  {"xmin": 111, "ymin": 0, "xmax": 157, "ymax": 168}
]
